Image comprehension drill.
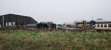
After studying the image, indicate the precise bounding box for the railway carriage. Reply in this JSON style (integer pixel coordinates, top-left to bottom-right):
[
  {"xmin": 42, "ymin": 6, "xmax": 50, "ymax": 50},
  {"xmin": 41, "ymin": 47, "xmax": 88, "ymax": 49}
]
[{"xmin": 76, "ymin": 21, "xmax": 111, "ymax": 31}]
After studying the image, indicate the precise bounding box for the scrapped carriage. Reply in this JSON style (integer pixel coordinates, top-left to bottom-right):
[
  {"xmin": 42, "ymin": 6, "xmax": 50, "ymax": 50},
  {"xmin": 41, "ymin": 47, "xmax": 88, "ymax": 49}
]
[
  {"xmin": 0, "ymin": 14, "xmax": 37, "ymax": 29},
  {"xmin": 76, "ymin": 20, "xmax": 111, "ymax": 31},
  {"xmin": 95, "ymin": 21, "xmax": 111, "ymax": 31},
  {"xmin": 36, "ymin": 22, "xmax": 56, "ymax": 31}
]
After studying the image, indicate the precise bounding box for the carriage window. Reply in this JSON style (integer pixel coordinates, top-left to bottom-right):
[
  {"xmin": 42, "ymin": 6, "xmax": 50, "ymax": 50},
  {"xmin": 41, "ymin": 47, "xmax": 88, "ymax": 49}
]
[
  {"xmin": 101, "ymin": 24, "xmax": 103, "ymax": 27},
  {"xmin": 8, "ymin": 22, "xmax": 12, "ymax": 26},
  {"xmin": 12, "ymin": 22, "xmax": 15, "ymax": 26},
  {"xmin": 96, "ymin": 24, "xmax": 99, "ymax": 27},
  {"xmin": 109, "ymin": 24, "xmax": 111, "ymax": 27},
  {"xmin": 104, "ymin": 24, "xmax": 107, "ymax": 27}
]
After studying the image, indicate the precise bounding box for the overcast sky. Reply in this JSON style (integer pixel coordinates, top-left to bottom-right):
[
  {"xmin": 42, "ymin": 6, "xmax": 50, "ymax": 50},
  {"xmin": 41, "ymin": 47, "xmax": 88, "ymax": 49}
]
[{"xmin": 0, "ymin": 0, "xmax": 111, "ymax": 24}]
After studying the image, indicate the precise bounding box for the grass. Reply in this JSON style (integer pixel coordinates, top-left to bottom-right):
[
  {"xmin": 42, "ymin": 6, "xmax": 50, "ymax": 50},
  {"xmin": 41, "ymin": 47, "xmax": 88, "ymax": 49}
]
[{"xmin": 0, "ymin": 30, "xmax": 111, "ymax": 50}]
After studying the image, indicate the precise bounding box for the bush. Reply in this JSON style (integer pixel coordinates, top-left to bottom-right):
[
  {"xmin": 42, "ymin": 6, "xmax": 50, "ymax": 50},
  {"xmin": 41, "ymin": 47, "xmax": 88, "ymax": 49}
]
[{"xmin": 0, "ymin": 30, "xmax": 110, "ymax": 50}]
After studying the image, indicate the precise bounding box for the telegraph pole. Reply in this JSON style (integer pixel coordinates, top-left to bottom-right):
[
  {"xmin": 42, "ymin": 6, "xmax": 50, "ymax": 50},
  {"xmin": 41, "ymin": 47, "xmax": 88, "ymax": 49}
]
[{"xmin": 2, "ymin": 15, "xmax": 4, "ymax": 28}]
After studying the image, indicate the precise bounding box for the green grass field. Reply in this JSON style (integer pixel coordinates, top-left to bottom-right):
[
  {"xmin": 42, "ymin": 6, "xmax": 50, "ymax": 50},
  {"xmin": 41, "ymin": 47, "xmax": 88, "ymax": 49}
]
[{"xmin": 0, "ymin": 30, "xmax": 111, "ymax": 50}]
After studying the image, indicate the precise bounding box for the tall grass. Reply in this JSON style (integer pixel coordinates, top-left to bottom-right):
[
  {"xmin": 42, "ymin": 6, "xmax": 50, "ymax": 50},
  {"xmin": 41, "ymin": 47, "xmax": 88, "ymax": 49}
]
[{"xmin": 0, "ymin": 30, "xmax": 111, "ymax": 50}]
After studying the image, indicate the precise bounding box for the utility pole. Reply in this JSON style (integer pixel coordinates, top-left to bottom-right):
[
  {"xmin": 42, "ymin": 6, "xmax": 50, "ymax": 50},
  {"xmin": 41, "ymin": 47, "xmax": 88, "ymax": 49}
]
[{"xmin": 2, "ymin": 15, "xmax": 5, "ymax": 28}]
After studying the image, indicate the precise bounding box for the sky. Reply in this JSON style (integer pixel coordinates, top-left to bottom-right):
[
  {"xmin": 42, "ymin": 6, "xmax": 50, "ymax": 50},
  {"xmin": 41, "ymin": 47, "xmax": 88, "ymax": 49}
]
[{"xmin": 0, "ymin": 0, "xmax": 111, "ymax": 24}]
